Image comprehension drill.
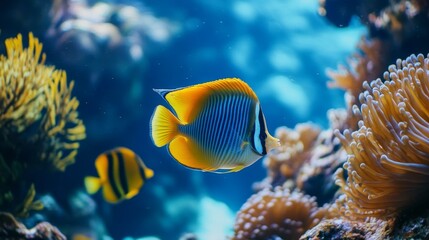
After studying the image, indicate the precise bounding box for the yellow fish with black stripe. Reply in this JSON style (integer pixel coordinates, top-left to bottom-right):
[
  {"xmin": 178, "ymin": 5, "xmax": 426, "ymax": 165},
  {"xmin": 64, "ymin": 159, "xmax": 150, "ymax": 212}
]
[
  {"xmin": 84, "ymin": 147, "xmax": 154, "ymax": 203},
  {"xmin": 150, "ymin": 78, "xmax": 280, "ymax": 173}
]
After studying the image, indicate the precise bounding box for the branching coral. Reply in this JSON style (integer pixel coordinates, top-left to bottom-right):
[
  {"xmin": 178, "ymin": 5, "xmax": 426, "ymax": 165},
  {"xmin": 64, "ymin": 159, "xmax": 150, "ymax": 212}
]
[
  {"xmin": 232, "ymin": 187, "xmax": 324, "ymax": 240},
  {"xmin": 0, "ymin": 33, "xmax": 85, "ymax": 216},
  {"xmin": 334, "ymin": 53, "xmax": 429, "ymax": 218}
]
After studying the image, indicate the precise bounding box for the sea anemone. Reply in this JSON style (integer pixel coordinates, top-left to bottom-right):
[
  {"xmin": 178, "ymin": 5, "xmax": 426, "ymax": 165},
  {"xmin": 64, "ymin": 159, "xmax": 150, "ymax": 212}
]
[
  {"xmin": 232, "ymin": 187, "xmax": 323, "ymax": 240},
  {"xmin": 334, "ymin": 53, "xmax": 429, "ymax": 218}
]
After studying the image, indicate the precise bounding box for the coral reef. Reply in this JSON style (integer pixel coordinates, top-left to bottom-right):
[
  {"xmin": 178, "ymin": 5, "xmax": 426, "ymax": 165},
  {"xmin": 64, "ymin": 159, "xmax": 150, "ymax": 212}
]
[
  {"xmin": 334, "ymin": 53, "xmax": 429, "ymax": 218},
  {"xmin": 327, "ymin": 38, "xmax": 389, "ymax": 130},
  {"xmin": 261, "ymin": 123, "xmax": 321, "ymax": 189},
  {"xmin": 0, "ymin": 212, "xmax": 66, "ymax": 240},
  {"xmin": 258, "ymin": 108, "xmax": 347, "ymax": 205},
  {"xmin": 0, "ymin": 33, "xmax": 85, "ymax": 216},
  {"xmin": 232, "ymin": 1, "xmax": 429, "ymax": 238},
  {"xmin": 324, "ymin": 0, "xmax": 429, "ymax": 131},
  {"xmin": 232, "ymin": 187, "xmax": 324, "ymax": 240}
]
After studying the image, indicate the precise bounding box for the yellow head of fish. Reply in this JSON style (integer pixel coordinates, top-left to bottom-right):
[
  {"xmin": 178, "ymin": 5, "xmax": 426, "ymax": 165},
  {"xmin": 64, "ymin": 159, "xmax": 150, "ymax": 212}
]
[
  {"xmin": 150, "ymin": 78, "xmax": 280, "ymax": 173},
  {"xmin": 84, "ymin": 147, "xmax": 154, "ymax": 203}
]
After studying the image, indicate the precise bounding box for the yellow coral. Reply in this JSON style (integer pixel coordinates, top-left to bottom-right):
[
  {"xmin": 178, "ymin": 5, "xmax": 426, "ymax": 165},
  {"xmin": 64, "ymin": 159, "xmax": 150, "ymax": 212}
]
[
  {"xmin": 0, "ymin": 33, "xmax": 85, "ymax": 171},
  {"xmin": 334, "ymin": 53, "xmax": 429, "ymax": 218},
  {"xmin": 0, "ymin": 33, "xmax": 85, "ymax": 216}
]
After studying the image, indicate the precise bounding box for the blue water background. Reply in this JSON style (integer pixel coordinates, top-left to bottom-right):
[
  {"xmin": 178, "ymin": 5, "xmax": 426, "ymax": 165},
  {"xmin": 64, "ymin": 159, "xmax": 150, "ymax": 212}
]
[{"xmin": 28, "ymin": 0, "xmax": 365, "ymax": 239}]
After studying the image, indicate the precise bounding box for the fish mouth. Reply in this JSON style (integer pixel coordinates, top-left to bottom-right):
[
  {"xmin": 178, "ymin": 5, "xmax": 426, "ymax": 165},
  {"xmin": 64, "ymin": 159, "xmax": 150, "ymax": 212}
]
[{"xmin": 266, "ymin": 134, "xmax": 280, "ymax": 152}]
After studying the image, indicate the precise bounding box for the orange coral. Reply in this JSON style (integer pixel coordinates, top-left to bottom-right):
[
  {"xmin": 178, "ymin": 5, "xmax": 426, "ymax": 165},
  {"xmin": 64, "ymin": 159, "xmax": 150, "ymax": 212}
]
[
  {"xmin": 232, "ymin": 187, "xmax": 323, "ymax": 240},
  {"xmin": 334, "ymin": 53, "xmax": 429, "ymax": 218},
  {"xmin": 258, "ymin": 112, "xmax": 346, "ymax": 205},
  {"xmin": 264, "ymin": 123, "xmax": 321, "ymax": 182}
]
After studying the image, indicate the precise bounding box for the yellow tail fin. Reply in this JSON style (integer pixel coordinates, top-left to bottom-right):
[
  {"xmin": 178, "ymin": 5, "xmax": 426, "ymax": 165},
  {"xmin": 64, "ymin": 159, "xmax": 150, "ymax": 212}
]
[
  {"xmin": 144, "ymin": 168, "xmax": 154, "ymax": 179},
  {"xmin": 150, "ymin": 105, "xmax": 180, "ymax": 147},
  {"xmin": 84, "ymin": 176, "xmax": 101, "ymax": 194}
]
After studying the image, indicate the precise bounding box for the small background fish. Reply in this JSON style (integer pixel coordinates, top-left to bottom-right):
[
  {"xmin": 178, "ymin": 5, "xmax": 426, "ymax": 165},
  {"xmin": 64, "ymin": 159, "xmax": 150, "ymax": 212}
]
[{"xmin": 84, "ymin": 147, "xmax": 154, "ymax": 203}]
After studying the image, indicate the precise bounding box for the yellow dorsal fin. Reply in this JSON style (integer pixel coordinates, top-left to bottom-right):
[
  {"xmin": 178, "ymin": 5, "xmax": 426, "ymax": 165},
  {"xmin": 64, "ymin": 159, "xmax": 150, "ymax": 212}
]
[{"xmin": 154, "ymin": 78, "xmax": 258, "ymax": 123}]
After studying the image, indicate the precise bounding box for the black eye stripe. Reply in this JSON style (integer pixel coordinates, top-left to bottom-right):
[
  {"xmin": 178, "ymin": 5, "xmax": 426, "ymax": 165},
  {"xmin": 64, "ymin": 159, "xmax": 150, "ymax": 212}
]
[
  {"xmin": 249, "ymin": 104, "xmax": 267, "ymax": 155},
  {"xmin": 258, "ymin": 106, "xmax": 267, "ymax": 155}
]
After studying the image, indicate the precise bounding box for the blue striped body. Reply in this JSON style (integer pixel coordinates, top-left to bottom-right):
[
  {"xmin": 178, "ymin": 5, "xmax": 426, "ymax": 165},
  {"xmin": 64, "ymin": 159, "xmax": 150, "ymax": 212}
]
[{"xmin": 179, "ymin": 92, "xmax": 262, "ymax": 170}]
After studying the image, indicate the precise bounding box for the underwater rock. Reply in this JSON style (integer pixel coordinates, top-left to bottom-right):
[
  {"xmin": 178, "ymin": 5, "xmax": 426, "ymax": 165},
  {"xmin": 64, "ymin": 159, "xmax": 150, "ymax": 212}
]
[
  {"xmin": 300, "ymin": 218, "xmax": 392, "ymax": 240},
  {"xmin": 393, "ymin": 208, "xmax": 429, "ymax": 239},
  {"xmin": 0, "ymin": 212, "xmax": 66, "ymax": 240}
]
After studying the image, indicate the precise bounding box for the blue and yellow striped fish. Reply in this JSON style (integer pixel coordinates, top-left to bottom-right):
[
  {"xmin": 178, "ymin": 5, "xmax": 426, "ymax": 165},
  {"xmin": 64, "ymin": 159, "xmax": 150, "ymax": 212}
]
[
  {"xmin": 150, "ymin": 78, "xmax": 279, "ymax": 173},
  {"xmin": 84, "ymin": 147, "xmax": 154, "ymax": 203}
]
